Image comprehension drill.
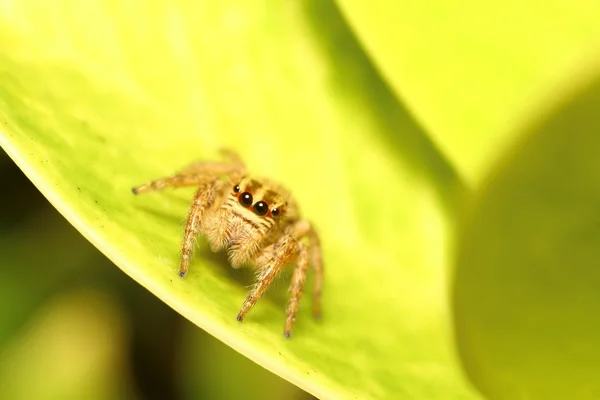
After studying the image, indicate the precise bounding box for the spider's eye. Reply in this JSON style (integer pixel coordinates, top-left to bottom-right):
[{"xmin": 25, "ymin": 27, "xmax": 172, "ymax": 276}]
[
  {"xmin": 233, "ymin": 185, "xmax": 240, "ymax": 193},
  {"xmin": 239, "ymin": 192, "xmax": 253, "ymax": 207},
  {"xmin": 271, "ymin": 208, "xmax": 280, "ymax": 216},
  {"xmin": 253, "ymin": 201, "xmax": 269, "ymax": 216}
]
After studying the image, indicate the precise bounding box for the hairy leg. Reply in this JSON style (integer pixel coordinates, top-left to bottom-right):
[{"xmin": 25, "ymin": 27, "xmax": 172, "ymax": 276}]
[
  {"xmin": 132, "ymin": 156, "xmax": 245, "ymax": 195},
  {"xmin": 290, "ymin": 220, "xmax": 324, "ymax": 318},
  {"xmin": 308, "ymin": 230, "xmax": 323, "ymax": 318},
  {"xmin": 132, "ymin": 157, "xmax": 245, "ymax": 277},
  {"xmin": 284, "ymin": 244, "xmax": 309, "ymax": 338},
  {"xmin": 178, "ymin": 181, "xmax": 217, "ymax": 277},
  {"xmin": 236, "ymin": 234, "xmax": 299, "ymax": 323},
  {"xmin": 131, "ymin": 174, "xmax": 205, "ymax": 195}
]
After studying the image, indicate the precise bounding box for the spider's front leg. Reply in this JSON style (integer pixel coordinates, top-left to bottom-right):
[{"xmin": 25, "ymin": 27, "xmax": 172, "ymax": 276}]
[
  {"xmin": 236, "ymin": 234, "xmax": 299, "ymax": 325},
  {"xmin": 133, "ymin": 175, "xmax": 224, "ymax": 277},
  {"xmin": 178, "ymin": 179, "xmax": 224, "ymax": 277},
  {"xmin": 131, "ymin": 174, "xmax": 207, "ymax": 195},
  {"xmin": 131, "ymin": 151, "xmax": 245, "ymax": 195},
  {"xmin": 284, "ymin": 244, "xmax": 309, "ymax": 337},
  {"xmin": 132, "ymin": 156, "xmax": 245, "ymax": 277},
  {"xmin": 289, "ymin": 220, "xmax": 324, "ymax": 319}
]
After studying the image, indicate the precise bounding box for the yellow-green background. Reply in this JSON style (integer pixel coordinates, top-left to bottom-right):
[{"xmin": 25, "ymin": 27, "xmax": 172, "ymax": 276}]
[{"xmin": 2, "ymin": 1, "xmax": 600, "ymax": 399}]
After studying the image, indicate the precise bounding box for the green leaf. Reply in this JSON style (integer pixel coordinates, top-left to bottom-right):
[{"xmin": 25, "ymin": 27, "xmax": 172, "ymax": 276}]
[
  {"xmin": 0, "ymin": 1, "xmax": 477, "ymax": 399},
  {"xmin": 335, "ymin": 0, "xmax": 600, "ymax": 182},
  {"xmin": 454, "ymin": 74, "xmax": 600, "ymax": 398}
]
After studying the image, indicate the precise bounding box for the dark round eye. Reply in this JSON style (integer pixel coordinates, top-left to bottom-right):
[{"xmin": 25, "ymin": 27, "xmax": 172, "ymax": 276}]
[
  {"xmin": 233, "ymin": 185, "xmax": 240, "ymax": 193},
  {"xmin": 271, "ymin": 208, "xmax": 280, "ymax": 216},
  {"xmin": 239, "ymin": 192, "xmax": 253, "ymax": 207},
  {"xmin": 253, "ymin": 201, "xmax": 269, "ymax": 216}
]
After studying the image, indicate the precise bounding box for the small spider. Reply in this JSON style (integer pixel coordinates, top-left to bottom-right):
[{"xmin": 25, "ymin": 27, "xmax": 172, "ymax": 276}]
[{"xmin": 131, "ymin": 150, "xmax": 323, "ymax": 337}]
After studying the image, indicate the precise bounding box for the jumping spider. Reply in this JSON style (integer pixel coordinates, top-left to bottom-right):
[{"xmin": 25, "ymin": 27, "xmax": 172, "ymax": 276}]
[{"xmin": 132, "ymin": 150, "xmax": 323, "ymax": 337}]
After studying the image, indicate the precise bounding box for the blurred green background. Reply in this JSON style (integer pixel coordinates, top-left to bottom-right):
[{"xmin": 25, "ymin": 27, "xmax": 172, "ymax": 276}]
[{"xmin": 0, "ymin": 149, "xmax": 314, "ymax": 399}]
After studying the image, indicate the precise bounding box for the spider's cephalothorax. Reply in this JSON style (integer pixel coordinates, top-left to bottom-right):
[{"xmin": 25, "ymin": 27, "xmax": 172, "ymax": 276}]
[{"xmin": 131, "ymin": 150, "xmax": 323, "ymax": 337}]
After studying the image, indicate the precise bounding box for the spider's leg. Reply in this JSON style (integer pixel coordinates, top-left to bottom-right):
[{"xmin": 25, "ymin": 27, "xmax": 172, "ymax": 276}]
[
  {"xmin": 131, "ymin": 174, "xmax": 205, "ymax": 195},
  {"xmin": 284, "ymin": 244, "xmax": 309, "ymax": 338},
  {"xmin": 236, "ymin": 234, "xmax": 298, "ymax": 323},
  {"xmin": 133, "ymin": 160, "xmax": 246, "ymax": 195},
  {"xmin": 289, "ymin": 220, "xmax": 324, "ymax": 319},
  {"xmin": 308, "ymin": 229, "xmax": 323, "ymax": 319},
  {"xmin": 179, "ymin": 179, "xmax": 221, "ymax": 277}
]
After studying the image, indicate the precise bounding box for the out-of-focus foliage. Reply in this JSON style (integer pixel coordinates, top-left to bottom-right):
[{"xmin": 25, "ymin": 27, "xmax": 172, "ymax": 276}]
[
  {"xmin": 0, "ymin": 290, "xmax": 133, "ymax": 400},
  {"xmin": 336, "ymin": 0, "xmax": 600, "ymax": 182},
  {"xmin": 454, "ymin": 77, "xmax": 600, "ymax": 399},
  {"xmin": 181, "ymin": 327, "xmax": 302, "ymax": 400}
]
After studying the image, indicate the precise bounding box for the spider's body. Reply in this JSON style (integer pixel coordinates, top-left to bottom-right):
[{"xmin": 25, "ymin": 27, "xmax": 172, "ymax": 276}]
[
  {"xmin": 205, "ymin": 176, "xmax": 297, "ymax": 267},
  {"xmin": 132, "ymin": 151, "xmax": 322, "ymax": 337}
]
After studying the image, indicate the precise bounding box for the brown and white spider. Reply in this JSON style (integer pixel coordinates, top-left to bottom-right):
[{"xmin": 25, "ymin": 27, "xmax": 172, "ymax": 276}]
[{"xmin": 131, "ymin": 150, "xmax": 323, "ymax": 337}]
